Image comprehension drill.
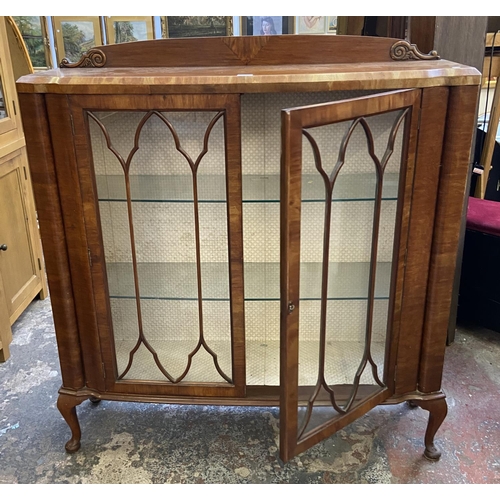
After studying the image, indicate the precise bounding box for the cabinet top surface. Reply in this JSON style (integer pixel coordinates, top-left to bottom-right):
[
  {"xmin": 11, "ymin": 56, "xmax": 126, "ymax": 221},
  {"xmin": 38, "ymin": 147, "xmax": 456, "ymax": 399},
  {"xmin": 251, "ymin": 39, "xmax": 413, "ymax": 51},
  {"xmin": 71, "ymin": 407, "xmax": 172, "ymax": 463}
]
[{"xmin": 17, "ymin": 35, "xmax": 481, "ymax": 94}]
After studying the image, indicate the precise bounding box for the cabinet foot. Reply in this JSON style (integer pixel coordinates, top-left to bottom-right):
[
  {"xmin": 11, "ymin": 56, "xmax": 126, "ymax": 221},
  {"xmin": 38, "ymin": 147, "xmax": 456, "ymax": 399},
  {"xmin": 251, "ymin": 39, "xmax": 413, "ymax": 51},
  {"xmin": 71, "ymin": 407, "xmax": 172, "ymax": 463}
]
[
  {"xmin": 89, "ymin": 396, "xmax": 101, "ymax": 405},
  {"xmin": 57, "ymin": 394, "xmax": 88, "ymax": 453},
  {"xmin": 413, "ymin": 397, "xmax": 448, "ymax": 461}
]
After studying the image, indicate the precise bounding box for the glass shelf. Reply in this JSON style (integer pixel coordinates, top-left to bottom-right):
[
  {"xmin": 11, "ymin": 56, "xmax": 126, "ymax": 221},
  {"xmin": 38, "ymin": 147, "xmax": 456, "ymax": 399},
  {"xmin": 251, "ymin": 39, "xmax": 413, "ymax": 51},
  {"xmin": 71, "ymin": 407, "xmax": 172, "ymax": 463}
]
[
  {"xmin": 95, "ymin": 173, "xmax": 400, "ymax": 204},
  {"xmin": 106, "ymin": 261, "xmax": 392, "ymax": 301}
]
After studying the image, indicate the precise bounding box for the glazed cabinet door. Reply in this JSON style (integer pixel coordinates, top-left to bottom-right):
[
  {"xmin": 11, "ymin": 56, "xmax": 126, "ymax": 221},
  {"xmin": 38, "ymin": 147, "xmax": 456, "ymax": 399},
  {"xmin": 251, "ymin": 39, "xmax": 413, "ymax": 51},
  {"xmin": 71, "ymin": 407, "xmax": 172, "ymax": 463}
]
[
  {"xmin": 280, "ymin": 89, "xmax": 422, "ymax": 461},
  {"xmin": 0, "ymin": 19, "xmax": 21, "ymax": 144},
  {"xmin": 65, "ymin": 94, "xmax": 245, "ymax": 398}
]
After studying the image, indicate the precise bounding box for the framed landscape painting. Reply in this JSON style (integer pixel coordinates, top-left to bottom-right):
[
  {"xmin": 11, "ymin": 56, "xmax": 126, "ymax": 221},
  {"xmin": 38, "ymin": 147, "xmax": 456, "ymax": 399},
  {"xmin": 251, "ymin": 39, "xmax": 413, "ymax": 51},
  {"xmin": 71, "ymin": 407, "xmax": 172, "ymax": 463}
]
[
  {"xmin": 163, "ymin": 17, "xmax": 232, "ymax": 38},
  {"xmin": 52, "ymin": 16, "xmax": 102, "ymax": 65},
  {"xmin": 104, "ymin": 17, "xmax": 155, "ymax": 44},
  {"xmin": 12, "ymin": 16, "xmax": 52, "ymax": 68}
]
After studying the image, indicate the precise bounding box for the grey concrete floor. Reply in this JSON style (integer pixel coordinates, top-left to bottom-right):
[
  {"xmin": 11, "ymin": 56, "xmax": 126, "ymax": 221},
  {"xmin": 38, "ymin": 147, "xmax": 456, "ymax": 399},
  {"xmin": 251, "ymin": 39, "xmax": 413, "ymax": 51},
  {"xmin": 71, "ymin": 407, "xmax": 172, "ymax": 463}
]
[{"xmin": 1, "ymin": 295, "xmax": 499, "ymax": 484}]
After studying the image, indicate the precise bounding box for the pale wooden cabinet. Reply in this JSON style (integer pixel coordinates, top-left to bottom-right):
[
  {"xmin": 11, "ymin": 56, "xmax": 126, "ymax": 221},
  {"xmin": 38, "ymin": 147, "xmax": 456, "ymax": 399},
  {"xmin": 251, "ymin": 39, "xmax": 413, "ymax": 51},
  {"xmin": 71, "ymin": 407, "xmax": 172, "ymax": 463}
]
[
  {"xmin": 17, "ymin": 35, "xmax": 479, "ymax": 462},
  {"xmin": 0, "ymin": 17, "xmax": 47, "ymax": 362}
]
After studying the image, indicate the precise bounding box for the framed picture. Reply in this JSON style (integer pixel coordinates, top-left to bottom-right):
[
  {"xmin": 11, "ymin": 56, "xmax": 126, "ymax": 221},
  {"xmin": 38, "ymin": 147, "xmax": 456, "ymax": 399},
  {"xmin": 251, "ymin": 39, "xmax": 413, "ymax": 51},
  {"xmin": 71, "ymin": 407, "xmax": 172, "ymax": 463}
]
[
  {"xmin": 12, "ymin": 16, "xmax": 52, "ymax": 69},
  {"xmin": 104, "ymin": 17, "xmax": 155, "ymax": 44},
  {"xmin": 162, "ymin": 16, "xmax": 233, "ymax": 38},
  {"xmin": 241, "ymin": 16, "xmax": 293, "ymax": 36},
  {"xmin": 327, "ymin": 17, "xmax": 338, "ymax": 34},
  {"xmin": 52, "ymin": 16, "xmax": 102, "ymax": 65},
  {"xmin": 297, "ymin": 16, "xmax": 326, "ymax": 34}
]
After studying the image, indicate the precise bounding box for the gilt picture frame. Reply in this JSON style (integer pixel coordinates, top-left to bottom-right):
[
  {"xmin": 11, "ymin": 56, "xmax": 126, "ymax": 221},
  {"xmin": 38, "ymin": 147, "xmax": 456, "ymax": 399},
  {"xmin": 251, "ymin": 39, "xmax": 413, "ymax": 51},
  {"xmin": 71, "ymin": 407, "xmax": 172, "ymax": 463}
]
[
  {"xmin": 12, "ymin": 16, "xmax": 52, "ymax": 69},
  {"xmin": 104, "ymin": 16, "xmax": 155, "ymax": 44},
  {"xmin": 52, "ymin": 16, "xmax": 102, "ymax": 65},
  {"xmin": 162, "ymin": 16, "xmax": 233, "ymax": 38}
]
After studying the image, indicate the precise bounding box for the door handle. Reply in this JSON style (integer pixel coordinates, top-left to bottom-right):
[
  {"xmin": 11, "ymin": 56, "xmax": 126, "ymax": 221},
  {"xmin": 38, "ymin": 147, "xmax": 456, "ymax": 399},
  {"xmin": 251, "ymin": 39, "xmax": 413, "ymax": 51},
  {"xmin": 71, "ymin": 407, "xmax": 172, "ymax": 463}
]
[{"xmin": 0, "ymin": 244, "xmax": 7, "ymax": 251}]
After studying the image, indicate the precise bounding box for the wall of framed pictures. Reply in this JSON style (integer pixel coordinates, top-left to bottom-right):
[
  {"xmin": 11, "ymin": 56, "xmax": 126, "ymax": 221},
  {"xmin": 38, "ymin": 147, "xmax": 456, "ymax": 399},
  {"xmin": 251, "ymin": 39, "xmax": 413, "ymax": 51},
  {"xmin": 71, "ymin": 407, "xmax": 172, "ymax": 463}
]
[{"xmin": 11, "ymin": 15, "xmax": 345, "ymax": 69}]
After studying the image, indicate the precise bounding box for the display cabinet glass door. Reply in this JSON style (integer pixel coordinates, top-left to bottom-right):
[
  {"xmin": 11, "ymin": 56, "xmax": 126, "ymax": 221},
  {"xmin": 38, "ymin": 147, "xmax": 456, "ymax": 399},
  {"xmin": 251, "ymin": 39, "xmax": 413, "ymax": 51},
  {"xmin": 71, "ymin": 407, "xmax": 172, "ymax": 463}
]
[
  {"xmin": 280, "ymin": 89, "xmax": 421, "ymax": 461},
  {"xmin": 0, "ymin": 46, "xmax": 19, "ymax": 137},
  {"xmin": 75, "ymin": 95, "xmax": 245, "ymax": 398}
]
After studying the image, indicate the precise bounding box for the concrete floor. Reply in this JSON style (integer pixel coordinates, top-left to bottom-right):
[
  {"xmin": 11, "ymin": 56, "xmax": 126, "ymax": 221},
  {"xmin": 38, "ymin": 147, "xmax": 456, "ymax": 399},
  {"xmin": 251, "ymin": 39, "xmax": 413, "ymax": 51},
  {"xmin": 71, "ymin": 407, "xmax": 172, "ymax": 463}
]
[{"xmin": 0, "ymin": 295, "xmax": 499, "ymax": 484}]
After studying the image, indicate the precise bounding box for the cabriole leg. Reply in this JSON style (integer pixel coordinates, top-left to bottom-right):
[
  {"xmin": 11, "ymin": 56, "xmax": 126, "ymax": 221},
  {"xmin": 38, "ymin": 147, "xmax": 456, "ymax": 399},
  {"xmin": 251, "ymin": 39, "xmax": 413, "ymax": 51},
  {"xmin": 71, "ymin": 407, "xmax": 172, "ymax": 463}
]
[
  {"xmin": 57, "ymin": 394, "xmax": 88, "ymax": 453},
  {"xmin": 414, "ymin": 397, "xmax": 448, "ymax": 461}
]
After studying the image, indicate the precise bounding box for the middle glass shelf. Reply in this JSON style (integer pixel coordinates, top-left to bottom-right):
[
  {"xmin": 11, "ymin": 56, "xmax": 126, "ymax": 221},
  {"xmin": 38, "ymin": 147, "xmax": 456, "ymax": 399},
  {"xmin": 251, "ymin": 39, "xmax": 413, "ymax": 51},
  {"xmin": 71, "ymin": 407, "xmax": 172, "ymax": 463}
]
[
  {"xmin": 95, "ymin": 173, "xmax": 399, "ymax": 203},
  {"xmin": 106, "ymin": 261, "xmax": 392, "ymax": 301}
]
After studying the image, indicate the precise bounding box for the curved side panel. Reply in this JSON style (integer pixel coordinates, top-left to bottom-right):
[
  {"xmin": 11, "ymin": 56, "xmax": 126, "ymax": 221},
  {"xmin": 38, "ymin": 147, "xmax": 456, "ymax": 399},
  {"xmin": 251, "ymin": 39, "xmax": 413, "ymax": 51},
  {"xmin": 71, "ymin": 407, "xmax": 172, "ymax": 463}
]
[
  {"xmin": 17, "ymin": 93, "xmax": 85, "ymax": 390},
  {"xmin": 419, "ymin": 85, "xmax": 480, "ymax": 393}
]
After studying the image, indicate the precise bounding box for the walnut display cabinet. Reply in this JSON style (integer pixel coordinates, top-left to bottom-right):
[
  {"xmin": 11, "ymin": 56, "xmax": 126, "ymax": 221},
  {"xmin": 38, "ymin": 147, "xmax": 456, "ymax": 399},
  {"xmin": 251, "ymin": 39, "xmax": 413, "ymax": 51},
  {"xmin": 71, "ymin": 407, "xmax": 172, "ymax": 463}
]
[{"xmin": 16, "ymin": 35, "xmax": 480, "ymax": 462}]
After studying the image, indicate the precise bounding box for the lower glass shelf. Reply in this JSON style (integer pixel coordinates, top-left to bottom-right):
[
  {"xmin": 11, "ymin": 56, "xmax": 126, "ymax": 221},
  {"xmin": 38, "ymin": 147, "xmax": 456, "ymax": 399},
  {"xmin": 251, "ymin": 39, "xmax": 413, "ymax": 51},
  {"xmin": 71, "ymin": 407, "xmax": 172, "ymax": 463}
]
[{"xmin": 105, "ymin": 261, "xmax": 392, "ymax": 301}]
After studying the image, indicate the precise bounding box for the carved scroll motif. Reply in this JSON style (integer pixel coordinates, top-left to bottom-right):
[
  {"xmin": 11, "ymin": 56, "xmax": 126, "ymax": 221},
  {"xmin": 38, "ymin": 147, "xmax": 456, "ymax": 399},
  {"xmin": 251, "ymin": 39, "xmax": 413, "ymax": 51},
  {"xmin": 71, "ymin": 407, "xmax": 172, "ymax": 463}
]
[
  {"xmin": 390, "ymin": 40, "xmax": 440, "ymax": 61},
  {"xmin": 60, "ymin": 48, "xmax": 107, "ymax": 68}
]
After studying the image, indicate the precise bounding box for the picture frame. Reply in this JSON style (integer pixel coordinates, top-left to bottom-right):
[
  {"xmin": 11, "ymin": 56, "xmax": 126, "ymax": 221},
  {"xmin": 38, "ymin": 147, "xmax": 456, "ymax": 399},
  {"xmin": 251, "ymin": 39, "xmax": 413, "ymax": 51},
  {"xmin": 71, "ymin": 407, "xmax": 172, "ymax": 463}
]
[
  {"xmin": 296, "ymin": 16, "xmax": 326, "ymax": 35},
  {"xmin": 327, "ymin": 17, "xmax": 338, "ymax": 34},
  {"xmin": 162, "ymin": 16, "xmax": 233, "ymax": 38},
  {"xmin": 104, "ymin": 16, "xmax": 155, "ymax": 44},
  {"xmin": 52, "ymin": 16, "xmax": 103, "ymax": 65},
  {"xmin": 241, "ymin": 16, "xmax": 294, "ymax": 36},
  {"xmin": 11, "ymin": 16, "xmax": 52, "ymax": 69}
]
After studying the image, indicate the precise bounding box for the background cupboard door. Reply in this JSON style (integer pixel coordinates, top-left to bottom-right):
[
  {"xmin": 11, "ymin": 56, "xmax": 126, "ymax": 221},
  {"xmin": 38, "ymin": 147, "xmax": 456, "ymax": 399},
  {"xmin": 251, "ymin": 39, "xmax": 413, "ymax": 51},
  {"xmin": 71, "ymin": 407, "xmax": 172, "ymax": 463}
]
[
  {"xmin": 280, "ymin": 89, "xmax": 421, "ymax": 461},
  {"xmin": 0, "ymin": 150, "xmax": 44, "ymax": 324},
  {"xmin": 68, "ymin": 94, "xmax": 245, "ymax": 398}
]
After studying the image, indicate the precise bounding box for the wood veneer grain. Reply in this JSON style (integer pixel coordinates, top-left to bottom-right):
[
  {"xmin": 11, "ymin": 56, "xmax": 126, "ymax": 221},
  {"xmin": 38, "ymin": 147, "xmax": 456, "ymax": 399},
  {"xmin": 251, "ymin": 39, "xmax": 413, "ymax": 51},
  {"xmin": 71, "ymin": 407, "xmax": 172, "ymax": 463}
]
[
  {"xmin": 17, "ymin": 93, "xmax": 85, "ymax": 389},
  {"xmin": 17, "ymin": 61, "xmax": 480, "ymax": 95},
  {"xmin": 394, "ymin": 87, "xmax": 448, "ymax": 395},
  {"xmin": 45, "ymin": 95, "xmax": 105, "ymax": 392},
  {"xmin": 419, "ymin": 85, "xmax": 480, "ymax": 393}
]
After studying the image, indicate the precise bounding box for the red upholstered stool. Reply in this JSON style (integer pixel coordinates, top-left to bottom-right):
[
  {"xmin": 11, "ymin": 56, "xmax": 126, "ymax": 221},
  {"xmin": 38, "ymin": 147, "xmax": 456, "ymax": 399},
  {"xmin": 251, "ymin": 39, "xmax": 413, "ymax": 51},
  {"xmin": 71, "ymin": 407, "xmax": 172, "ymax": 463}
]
[
  {"xmin": 466, "ymin": 196, "xmax": 500, "ymax": 236},
  {"xmin": 457, "ymin": 197, "xmax": 500, "ymax": 332}
]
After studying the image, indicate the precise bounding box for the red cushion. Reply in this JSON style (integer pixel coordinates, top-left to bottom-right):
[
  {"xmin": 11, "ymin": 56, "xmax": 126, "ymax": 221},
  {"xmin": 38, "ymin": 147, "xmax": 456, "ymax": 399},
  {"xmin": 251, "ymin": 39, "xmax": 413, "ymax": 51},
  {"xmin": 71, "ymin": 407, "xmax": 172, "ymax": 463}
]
[{"xmin": 466, "ymin": 197, "xmax": 500, "ymax": 237}]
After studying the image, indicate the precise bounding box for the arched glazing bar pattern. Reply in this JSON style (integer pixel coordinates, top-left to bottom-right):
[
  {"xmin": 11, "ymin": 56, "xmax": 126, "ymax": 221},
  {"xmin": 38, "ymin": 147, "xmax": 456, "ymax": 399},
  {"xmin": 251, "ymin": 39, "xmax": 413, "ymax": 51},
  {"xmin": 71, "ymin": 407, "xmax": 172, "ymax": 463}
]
[
  {"xmin": 297, "ymin": 108, "xmax": 409, "ymax": 440},
  {"xmin": 87, "ymin": 110, "xmax": 232, "ymax": 384}
]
